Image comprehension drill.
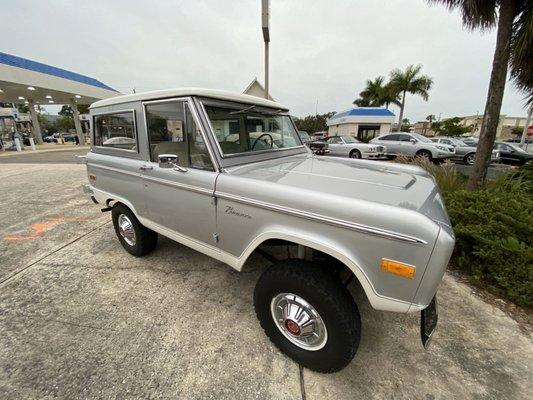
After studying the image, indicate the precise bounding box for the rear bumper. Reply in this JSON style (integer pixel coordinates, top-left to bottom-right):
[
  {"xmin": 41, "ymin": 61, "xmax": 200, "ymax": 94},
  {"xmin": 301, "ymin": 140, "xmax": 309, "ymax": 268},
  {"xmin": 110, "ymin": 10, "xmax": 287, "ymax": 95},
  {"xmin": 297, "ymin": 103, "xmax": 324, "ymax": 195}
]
[{"xmin": 434, "ymin": 151, "xmax": 455, "ymax": 159}]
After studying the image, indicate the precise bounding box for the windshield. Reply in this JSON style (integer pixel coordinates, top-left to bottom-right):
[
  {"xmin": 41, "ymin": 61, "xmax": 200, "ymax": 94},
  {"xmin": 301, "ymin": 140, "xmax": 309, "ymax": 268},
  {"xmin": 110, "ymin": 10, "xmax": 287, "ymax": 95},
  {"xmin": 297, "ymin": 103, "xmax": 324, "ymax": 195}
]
[
  {"xmin": 507, "ymin": 143, "xmax": 526, "ymax": 153},
  {"xmin": 299, "ymin": 131, "xmax": 310, "ymax": 141},
  {"xmin": 411, "ymin": 132, "xmax": 433, "ymax": 143},
  {"xmin": 342, "ymin": 136, "xmax": 359, "ymax": 143},
  {"xmin": 204, "ymin": 105, "xmax": 302, "ymax": 155},
  {"xmin": 450, "ymin": 138, "xmax": 467, "ymax": 146}
]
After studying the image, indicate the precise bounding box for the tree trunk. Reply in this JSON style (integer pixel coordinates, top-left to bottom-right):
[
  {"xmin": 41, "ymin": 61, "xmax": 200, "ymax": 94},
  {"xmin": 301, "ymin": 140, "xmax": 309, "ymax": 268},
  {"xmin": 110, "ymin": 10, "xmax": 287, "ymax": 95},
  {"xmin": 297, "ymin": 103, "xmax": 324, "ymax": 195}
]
[
  {"xmin": 397, "ymin": 91, "xmax": 406, "ymax": 132},
  {"xmin": 467, "ymin": 0, "xmax": 516, "ymax": 190}
]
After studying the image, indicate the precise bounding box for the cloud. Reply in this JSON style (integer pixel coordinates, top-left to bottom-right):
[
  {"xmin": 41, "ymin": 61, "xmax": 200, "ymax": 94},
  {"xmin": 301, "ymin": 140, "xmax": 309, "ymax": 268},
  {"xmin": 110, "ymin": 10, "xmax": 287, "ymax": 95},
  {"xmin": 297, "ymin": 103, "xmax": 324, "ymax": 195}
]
[{"xmin": 3, "ymin": 0, "xmax": 528, "ymax": 121}]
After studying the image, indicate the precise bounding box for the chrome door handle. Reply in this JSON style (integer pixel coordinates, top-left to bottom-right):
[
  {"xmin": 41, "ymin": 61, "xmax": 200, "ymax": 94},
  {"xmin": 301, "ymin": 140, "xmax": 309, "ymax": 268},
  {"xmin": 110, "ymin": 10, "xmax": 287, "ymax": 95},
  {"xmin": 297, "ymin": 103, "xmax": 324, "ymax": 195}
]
[{"xmin": 139, "ymin": 165, "xmax": 153, "ymax": 171}]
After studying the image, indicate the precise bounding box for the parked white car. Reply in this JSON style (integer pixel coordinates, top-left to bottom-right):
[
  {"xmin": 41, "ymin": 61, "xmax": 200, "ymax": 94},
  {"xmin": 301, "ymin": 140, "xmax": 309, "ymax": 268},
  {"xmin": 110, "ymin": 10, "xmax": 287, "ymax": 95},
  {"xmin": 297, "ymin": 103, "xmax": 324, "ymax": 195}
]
[
  {"xmin": 325, "ymin": 135, "xmax": 386, "ymax": 159},
  {"xmin": 371, "ymin": 132, "xmax": 455, "ymax": 161}
]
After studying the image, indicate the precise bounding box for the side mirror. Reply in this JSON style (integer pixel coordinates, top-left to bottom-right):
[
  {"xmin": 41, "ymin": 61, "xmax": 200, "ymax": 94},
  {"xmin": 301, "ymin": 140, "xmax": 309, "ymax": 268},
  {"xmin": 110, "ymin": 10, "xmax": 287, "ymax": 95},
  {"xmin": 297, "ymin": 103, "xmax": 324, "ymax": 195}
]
[
  {"xmin": 158, "ymin": 154, "xmax": 187, "ymax": 172},
  {"xmin": 158, "ymin": 154, "xmax": 178, "ymax": 168},
  {"xmin": 409, "ymin": 138, "xmax": 417, "ymax": 144}
]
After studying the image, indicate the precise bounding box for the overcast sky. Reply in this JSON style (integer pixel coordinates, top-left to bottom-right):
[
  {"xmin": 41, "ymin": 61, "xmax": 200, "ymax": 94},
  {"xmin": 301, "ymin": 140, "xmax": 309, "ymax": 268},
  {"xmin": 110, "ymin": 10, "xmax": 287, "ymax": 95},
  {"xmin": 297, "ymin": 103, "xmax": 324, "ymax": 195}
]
[{"xmin": 2, "ymin": 0, "xmax": 529, "ymax": 121}]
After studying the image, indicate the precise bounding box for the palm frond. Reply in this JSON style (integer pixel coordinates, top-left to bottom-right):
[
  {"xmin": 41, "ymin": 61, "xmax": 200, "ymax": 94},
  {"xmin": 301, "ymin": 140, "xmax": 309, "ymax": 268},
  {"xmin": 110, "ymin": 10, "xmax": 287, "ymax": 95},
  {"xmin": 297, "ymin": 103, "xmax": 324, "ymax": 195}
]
[
  {"xmin": 427, "ymin": 0, "xmax": 498, "ymax": 31},
  {"xmin": 509, "ymin": 1, "xmax": 533, "ymax": 105}
]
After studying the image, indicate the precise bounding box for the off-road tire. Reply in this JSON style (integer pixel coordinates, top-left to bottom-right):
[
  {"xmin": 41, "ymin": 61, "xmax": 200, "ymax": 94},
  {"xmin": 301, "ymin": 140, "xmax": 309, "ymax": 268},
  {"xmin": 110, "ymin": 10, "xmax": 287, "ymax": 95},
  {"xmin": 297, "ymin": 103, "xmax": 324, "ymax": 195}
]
[
  {"xmin": 112, "ymin": 203, "xmax": 158, "ymax": 257},
  {"xmin": 254, "ymin": 259, "xmax": 361, "ymax": 373},
  {"xmin": 349, "ymin": 149, "xmax": 362, "ymax": 159}
]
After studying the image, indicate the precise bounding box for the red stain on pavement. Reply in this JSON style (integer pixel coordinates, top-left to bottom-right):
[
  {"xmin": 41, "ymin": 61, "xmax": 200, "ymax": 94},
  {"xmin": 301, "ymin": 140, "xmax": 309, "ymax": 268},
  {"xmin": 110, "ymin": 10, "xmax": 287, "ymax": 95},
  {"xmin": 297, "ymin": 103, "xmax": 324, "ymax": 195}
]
[{"xmin": 4, "ymin": 216, "xmax": 89, "ymax": 241}]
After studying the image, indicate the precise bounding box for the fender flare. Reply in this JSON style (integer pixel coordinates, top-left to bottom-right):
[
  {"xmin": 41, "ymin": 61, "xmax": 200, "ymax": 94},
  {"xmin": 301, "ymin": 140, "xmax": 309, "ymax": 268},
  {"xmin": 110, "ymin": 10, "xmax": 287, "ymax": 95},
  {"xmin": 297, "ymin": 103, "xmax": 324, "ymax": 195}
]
[{"xmin": 234, "ymin": 230, "xmax": 412, "ymax": 313}]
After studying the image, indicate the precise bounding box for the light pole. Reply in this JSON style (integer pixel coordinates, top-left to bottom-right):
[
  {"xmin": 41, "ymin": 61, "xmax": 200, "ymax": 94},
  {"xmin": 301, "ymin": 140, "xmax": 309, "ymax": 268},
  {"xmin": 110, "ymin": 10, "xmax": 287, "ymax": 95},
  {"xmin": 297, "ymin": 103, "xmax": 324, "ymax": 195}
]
[{"xmin": 262, "ymin": 0, "xmax": 270, "ymax": 99}]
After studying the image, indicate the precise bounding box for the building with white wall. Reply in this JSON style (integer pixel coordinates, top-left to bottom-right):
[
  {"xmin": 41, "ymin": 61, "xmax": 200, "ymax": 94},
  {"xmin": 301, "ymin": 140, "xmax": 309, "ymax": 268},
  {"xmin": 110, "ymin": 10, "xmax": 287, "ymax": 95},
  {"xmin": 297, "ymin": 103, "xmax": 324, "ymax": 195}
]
[{"xmin": 326, "ymin": 107, "xmax": 395, "ymax": 142}]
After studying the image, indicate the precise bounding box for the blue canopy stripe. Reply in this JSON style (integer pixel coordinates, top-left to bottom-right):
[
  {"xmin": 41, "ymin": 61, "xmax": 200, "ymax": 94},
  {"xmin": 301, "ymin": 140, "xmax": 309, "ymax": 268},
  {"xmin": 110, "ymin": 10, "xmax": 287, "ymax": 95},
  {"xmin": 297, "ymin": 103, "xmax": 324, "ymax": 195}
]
[{"xmin": 0, "ymin": 52, "xmax": 117, "ymax": 92}]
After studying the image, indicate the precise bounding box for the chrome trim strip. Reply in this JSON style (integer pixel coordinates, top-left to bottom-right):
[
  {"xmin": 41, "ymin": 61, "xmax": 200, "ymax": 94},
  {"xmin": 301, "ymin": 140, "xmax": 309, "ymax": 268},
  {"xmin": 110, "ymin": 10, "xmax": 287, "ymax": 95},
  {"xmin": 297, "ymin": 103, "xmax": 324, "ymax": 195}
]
[
  {"xmin": 88, "ymin": 163, "xmax": 139, "ymax": 177},
  {"xmin": 216, "ymin": 192, "xmax": 428, "ymax": 245},
  {"xmin": 142, "ymin": 174, "xmax": 213, "ymax": 196}
]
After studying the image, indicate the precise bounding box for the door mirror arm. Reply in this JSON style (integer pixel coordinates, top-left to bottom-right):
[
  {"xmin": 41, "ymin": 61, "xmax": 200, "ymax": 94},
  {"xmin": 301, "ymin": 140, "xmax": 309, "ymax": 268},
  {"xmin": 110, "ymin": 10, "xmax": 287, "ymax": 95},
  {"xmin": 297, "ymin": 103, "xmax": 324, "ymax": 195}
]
[{"xmin": 158, "ymin": 154, "xmax": 188, "ymax": 172}]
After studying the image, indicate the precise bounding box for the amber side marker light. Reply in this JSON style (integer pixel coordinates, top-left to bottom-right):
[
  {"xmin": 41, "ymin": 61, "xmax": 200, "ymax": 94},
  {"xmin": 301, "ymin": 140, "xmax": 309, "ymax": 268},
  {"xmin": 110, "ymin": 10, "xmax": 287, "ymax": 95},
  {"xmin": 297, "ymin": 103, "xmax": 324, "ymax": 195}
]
[{"xmin": 381, "ymin": 258, "xmax": 416, "ymax": 279}]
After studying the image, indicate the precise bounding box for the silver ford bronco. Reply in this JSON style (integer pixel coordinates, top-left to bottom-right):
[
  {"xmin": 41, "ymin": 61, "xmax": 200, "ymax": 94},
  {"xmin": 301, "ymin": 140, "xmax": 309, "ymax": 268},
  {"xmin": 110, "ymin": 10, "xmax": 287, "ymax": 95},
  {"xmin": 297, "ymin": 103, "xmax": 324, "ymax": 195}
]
[{"xmin": 82, "ymin": 88, "xmax": 454, "ymax": 372}]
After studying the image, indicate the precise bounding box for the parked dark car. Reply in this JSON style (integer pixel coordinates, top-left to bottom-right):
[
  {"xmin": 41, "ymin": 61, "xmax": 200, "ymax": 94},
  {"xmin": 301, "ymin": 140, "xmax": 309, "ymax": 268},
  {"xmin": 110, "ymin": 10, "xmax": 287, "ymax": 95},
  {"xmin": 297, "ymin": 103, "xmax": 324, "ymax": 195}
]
[
  {"xmin": 494, "ymin": 142, "xmax": 532, "ymax": 166},
  {"xmin": 308, "ymin": 139, "xmax": 329, "ymax": 155}
]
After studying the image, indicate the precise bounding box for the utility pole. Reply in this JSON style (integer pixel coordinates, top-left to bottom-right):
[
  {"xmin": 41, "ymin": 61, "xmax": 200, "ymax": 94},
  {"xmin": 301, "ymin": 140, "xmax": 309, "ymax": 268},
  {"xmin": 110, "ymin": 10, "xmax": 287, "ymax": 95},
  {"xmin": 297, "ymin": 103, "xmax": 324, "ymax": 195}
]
[
  {"xmin": 262, "ymin": 0, "xmax": 270, "ymax": 99},
  {"xmin": 519, "ymin": 105, "xmax": 532, "ymax": 150}
]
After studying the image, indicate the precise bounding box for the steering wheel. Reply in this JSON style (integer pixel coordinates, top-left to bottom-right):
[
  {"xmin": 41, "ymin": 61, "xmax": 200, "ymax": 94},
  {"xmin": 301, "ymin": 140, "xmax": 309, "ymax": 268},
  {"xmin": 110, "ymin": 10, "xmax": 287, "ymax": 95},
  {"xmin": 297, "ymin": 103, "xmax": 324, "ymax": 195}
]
[{"xmin": 251, "ymin": 133, "xmax": 274, "ymax": 150}]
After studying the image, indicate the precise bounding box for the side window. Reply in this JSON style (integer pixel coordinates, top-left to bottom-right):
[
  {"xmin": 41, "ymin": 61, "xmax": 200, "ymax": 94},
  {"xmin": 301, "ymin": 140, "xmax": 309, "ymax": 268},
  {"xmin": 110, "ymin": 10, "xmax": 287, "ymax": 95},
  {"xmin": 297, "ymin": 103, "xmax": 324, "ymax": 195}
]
[
  {"xmin": 399, "ymin": 134, "xmax": 412, "ymax": 142},
  {"xmin": 380, "ymin": 134, "xmax": 399, "ymax": 141},
  {"xmin": 328, "ymin": 137, "xmax": 342, "ymax": 144},
  {"xmin": 441, "ymin": 139, "xmax": 451, "ymax": 145},
  {"xmin": 145, "ymin": 101, "xmax": 213, "ymax": 170},
  {"xmin": 94, "ymin": 111, "xmax": 136, "ymax": 151}
]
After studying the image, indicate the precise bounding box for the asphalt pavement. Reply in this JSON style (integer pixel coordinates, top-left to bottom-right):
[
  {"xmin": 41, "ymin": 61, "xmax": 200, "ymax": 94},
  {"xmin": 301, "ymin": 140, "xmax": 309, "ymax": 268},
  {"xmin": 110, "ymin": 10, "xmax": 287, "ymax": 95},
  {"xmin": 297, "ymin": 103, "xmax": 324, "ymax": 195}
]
[{"xmin": 0, "ymin": 150, "xmax": 531, "ymax": 399}]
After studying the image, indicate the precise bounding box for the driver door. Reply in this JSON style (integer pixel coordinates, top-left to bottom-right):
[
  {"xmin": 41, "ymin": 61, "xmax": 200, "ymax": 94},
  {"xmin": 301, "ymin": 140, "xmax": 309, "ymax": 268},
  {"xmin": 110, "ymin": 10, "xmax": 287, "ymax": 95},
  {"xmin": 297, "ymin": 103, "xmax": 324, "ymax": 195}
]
[
  {"xmin": 327, "ymin": 136, "xmax": 343, "ymax": 155},
  {"xmin": 140, "ymin": 98, "xmax": 218, "ymax": 245}
]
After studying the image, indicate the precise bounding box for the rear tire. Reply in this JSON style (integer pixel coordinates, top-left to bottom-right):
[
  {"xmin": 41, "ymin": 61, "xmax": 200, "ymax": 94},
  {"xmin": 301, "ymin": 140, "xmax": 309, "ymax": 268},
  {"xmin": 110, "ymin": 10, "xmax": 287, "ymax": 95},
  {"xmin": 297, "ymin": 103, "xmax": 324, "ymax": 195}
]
[
  {"xmin": 349, "ymin": 149, "xmax": 362, "ymax": 159},
  {"xmin": 112, "ymin": 203, "xmax": 158, "ymax": 257},
  {"xmin": 254, "ymin": 259, "xmax": 361, "ymax": 373},
  {"xmin": 464, "ymin": 153, "xmax": 476, "ymax": 165},
  {"xmin": 386, "ymin": 155, "xmax": 396, "ymax": 160}
]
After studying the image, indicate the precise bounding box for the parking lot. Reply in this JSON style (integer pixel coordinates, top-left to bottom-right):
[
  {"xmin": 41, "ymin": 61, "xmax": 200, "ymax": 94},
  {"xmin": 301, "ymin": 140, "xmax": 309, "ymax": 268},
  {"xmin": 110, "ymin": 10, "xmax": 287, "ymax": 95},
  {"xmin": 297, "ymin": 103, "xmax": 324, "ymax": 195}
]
[{"xmin": 0, "ymin": 149, "xmax": 531, "ymax": 399}]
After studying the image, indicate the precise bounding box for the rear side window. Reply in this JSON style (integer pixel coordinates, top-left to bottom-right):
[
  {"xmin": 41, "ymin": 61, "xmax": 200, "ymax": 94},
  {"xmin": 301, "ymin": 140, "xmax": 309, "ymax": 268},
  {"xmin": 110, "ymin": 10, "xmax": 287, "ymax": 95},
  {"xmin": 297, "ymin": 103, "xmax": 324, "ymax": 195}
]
[
  {"xmin": 399, "ymin": 134, "xmax": 412, "ymax": 142},
  {"xmin": 379, "ymin": 134, "xmax": 399, "ymax": 141},
  {"xmin": 94, "ymin": 111, "xmax": 137, "ymax": 151}
]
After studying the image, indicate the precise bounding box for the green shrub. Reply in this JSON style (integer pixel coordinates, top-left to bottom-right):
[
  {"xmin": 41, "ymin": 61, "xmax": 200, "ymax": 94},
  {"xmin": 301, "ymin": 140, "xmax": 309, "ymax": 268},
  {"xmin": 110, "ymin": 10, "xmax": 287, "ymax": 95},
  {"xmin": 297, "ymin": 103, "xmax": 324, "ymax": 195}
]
[
  {"xmin": 444, "ymin": 173, "xmax": 533, "ymax": 307},
  {"xmin": 394, "ymin": 157, "xmax": 532, "ymax": 307}
]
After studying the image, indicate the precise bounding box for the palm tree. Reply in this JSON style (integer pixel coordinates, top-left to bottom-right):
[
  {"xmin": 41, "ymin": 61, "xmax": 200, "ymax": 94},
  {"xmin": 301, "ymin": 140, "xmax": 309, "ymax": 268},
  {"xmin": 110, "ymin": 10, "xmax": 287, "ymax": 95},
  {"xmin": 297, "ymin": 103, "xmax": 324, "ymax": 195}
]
[
  {"xmin": 428, "ymin": 0, "xmax": 532, "ymax": 189},
  {"xmin": 389, "ymin": 64, "xmax": 433, "ymax": 132},
  {"xmin": 353, "ymin": 76, "xmax": 385, "ymax": 106},
  {"xmin": 353, "ymin": 97, "xmax": 371, "ymax": 107},
  {"xmin": 424, "ymin": 114, "xmax": 436, "ymax": 134},
  {"xmin": 381, "ymin": 83, "xmax": 402, "ymax": 109},
  {"xmin": 353, "ymin": 77, "xmax": 402, "ymax": 109}
]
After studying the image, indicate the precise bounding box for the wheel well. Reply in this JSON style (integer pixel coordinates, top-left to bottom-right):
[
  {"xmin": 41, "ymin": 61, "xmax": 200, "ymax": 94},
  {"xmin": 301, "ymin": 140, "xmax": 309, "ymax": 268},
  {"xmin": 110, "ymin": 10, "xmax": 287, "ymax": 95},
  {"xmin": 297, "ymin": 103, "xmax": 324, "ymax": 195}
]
[
  {"xmin": 416, "ymin": 149, "xmax": 431, "ymax": 155},
  {"xmin": 251, "ymin": 239, "xmax": 358, "ymax": 287},
  {"xmin": 350, "ymin": 149, "xmax": 361, "ymax": 155},
  {"xmin": 464, "ymin": 152, "xmax": 475, "ymax": 159}
]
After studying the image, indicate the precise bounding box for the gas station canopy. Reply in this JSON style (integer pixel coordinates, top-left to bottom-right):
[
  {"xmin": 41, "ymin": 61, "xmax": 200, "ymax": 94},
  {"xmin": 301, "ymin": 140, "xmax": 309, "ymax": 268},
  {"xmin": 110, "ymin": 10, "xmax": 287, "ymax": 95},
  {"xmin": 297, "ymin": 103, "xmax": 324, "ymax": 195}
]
[
  {"xmin": 0, "ymin": 52, "xmax": 120, "ymax": 145},
  {"xmin": 0, "ymin": 52, "xmax": 119, "ymax": 105}
]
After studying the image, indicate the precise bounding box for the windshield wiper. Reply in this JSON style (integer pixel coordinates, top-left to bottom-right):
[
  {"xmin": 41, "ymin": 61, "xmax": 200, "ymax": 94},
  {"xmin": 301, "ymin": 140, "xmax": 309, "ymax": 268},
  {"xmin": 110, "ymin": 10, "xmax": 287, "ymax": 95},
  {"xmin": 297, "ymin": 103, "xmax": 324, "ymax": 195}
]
[{"xmin": 229, "ymin": 105, "xmax": 256, "ymax": 115}]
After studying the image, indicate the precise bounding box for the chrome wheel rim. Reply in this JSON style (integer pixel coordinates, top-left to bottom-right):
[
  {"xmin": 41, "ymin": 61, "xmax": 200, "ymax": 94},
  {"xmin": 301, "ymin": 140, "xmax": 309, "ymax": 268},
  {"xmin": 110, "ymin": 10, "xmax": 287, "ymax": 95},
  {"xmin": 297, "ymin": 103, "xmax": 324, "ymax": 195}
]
[
  {"xmin": 466, "ymin": 154, "xmax": 475, "ymax": 165},
  {"xmin": 270, "ymin": 293, "xmax": 328, "ymax": 351},
  {"xmin": 419, "ymin": 152, "xmax": 430, "ymax": 159},
  {"xmin": 118, "ymin": 214, "xmax": 136, "ymax": 246}
]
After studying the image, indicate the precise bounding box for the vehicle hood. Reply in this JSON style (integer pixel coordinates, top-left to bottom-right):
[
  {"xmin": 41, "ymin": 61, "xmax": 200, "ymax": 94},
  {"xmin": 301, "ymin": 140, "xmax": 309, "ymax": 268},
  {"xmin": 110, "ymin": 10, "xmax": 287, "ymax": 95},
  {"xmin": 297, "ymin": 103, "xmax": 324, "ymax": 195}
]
[{"xmin": 222, "ymin": 154, "xmax": 451, "ymax": 228}]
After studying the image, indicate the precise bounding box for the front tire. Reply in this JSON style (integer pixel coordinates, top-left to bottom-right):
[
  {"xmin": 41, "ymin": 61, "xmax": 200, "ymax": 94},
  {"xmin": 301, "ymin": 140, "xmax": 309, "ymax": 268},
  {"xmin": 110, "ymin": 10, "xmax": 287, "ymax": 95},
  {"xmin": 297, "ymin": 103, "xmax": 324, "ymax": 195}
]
[
  {"xmin": 112, "ymin": 203, "xmax": 158, "ymax": 257},
  {"xmin": 254, "ymin": 260, "xmax": 361, "ymax": 373},
  {"xmin": 416, "ymin": 149, "xmax": 432, "ymax": 161},
  {"xmin": 349, "ymin": 149, "xmax": 362, "ymax": 159}
]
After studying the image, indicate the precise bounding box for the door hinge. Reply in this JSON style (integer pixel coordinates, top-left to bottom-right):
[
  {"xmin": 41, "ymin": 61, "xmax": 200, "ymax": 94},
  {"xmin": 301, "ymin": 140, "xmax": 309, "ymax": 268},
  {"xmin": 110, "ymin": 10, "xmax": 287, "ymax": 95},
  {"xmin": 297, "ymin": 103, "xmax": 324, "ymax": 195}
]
[{"xmin": 212, "ymin": 232, "xmax": 219, "ymax": 243}]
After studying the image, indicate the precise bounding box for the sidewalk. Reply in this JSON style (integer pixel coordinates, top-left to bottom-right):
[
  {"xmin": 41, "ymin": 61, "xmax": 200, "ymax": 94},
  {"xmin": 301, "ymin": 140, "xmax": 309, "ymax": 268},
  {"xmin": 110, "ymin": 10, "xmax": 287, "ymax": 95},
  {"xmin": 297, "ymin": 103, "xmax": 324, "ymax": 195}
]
[{"xmin": 0, "ymin": 144, "xmax": 90, "ymax": 157}]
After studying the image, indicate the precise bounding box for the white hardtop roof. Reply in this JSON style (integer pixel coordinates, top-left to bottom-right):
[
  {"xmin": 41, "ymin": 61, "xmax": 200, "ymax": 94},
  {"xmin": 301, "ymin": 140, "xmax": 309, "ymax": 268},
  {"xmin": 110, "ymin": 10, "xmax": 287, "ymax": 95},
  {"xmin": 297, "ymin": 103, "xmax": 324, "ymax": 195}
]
[{"xmin": 90, "ymin": 87, "xmax": 287, "ymax": 110}]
